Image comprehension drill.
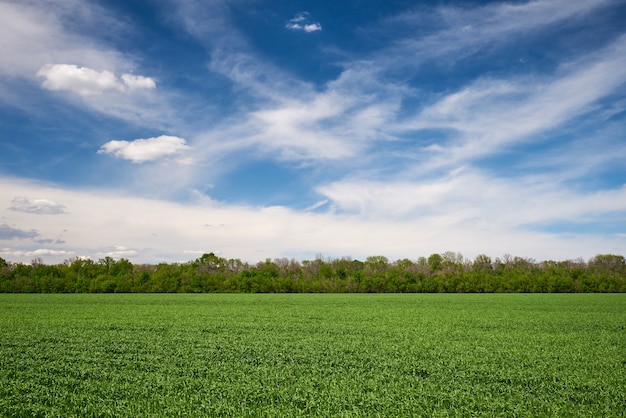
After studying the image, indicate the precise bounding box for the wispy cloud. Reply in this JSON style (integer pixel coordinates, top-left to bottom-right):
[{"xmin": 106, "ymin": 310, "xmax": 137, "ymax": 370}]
[
  {"xmin": 377, "ymin": 0, "xmax": 613, "ymax": 70},
  {"xmin": 399, "ymin": 34, "xmax": 626, "ymax": 171},
  {"xmin": 0, "ymin": 0, "xmax": 126, "ymax": 78},
  {"xmin": 180, "ymin": 0, "xmax": 622, "ymax": 173},
  {"xmin": 168, "ymin": 0, "xmax": 625, "ymax": 194},
  {"xmin": 249, "ymin": 91, "xmax": 364, "ymax": 160},
  {"xmin": 317, "ymin": 168, "xmax": 626, "ymax": 225}
]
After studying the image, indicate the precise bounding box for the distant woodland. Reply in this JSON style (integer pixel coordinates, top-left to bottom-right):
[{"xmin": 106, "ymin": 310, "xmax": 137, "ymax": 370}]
[{"xmin": 0, "ymin": 252, "xmax": 624, "ymax": 293}]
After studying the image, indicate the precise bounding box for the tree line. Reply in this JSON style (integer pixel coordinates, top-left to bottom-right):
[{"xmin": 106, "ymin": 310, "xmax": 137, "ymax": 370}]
[{"xmin": 0, "ymin": 252, "xmax": 624, "ymax": 293}]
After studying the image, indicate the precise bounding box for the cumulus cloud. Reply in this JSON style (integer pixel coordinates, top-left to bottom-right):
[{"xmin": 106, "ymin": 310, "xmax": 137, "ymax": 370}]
[
  {"xmin": 286, "ymin": 12, "xmax": 322, "ymax": 32},
  {"xmin": 98, "ymin": 135, "xmax": 191, "ymax": 163},
  {"xmin": 302, "ymin": 23, "xmax": 322, "ymax": 33},
  {"xmin": 37, "ymin": 64, "xmax": 119, "ymax": 95},
  {"xmin": 9, "ymin": 196, "xmax": 66, "ymax": 214},
  {"xmin": 36, "ymin": 64, "xmax": 156, "ymax": 96},
  {"xmin": 0, "ymin": 224, "xmax": 38, "ymax": 240}
]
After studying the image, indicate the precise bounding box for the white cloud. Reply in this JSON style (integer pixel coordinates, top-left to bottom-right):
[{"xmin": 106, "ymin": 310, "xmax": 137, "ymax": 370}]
[
  {"xmin": 398, "ymin": 34, "xmax": 626, "ymax": 171},
  {"xmin": 286, "ymin": 23, "xmax": 322, "ymax": 32},
  {"xmin": 317, "ymin": 169, "xmax": 626, "ymax": 226},
  {"xmin": 9, "ymin": 196, "xmax": 66, "ymax": 214},
  {"xmin": 37, "ymin": 64, "xmax": 120, "ymax": 95},
  {"xmin": 304, "ymin": 200, "xmax": 329, "ymax": 212},
  {"xmin": 1, "ymin": 1, "xmax": 624, "ymax": 265},
  {"xmin": 0, "ymin": 248, "xmax": 74, "ymax": 258},
  {"xmin": 289, "ymin": 12, "xmax": 308, "ymax": 23},
  {"xmin": 121, "ymin": 73, "xmax": 157, "ymax": 90},
  {"xmin": 207, "ymin": 71, "xmax": 402, "ymax": 162},
  {"xmin": 170, "ymin": 0, "xmax": 619, "ymax": 169},
  {"xmin": 98, "ymin": 135, "xmax": 191, "ymax": 163},
  {"xmin": 188, "ymin": 84, "xmax": 395, "ymax": 164},
  {"xmin": 250, "ymin": 92, "xmax": 357, "ymax": 159},
  {"xmin": 36, "ymin": 64, "xmax": 156, "ymax": 96},
  {"xmin": 303, "ymin": 23, "xmax": 322, "ymax": 33},
  {"xmin": 0, "ymin": 176, "xmax": 623, "ymax": 265},
  {"xmin": 31, "ymin": 62, "xmax": 168, "ymax": 127},
  {"xmin": 286, "ymin": 12, "xmax": 322, "ymax": 32},
  {"xmin": 171, "ymin": 0, "xmax": 625, "ymax": 191}
]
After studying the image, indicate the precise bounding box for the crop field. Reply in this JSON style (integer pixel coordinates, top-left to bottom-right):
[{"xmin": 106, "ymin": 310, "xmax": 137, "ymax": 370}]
[{"xmin": 0, "ymin": 294, "xmax": 624, "ymax": 417}]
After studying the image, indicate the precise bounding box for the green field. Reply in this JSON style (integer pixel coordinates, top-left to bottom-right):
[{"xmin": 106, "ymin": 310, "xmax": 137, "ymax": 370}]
[{"xmin": 1, "ymin": 294, "xmax": 624, "ymax": 417}]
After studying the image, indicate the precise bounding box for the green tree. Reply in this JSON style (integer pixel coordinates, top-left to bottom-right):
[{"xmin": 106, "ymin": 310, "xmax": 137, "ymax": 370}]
[{"xmin": 427, "ymin": 253, "xmax": 443, "ymax": 272}]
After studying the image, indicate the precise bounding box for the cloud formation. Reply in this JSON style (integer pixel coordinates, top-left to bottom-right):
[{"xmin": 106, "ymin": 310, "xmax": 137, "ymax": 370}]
[
  {"xmin": 9, "ymin": 197, "xmax": 66, "ymax": 215},
  {"xmin": 37, "ymin": 64, "xmax": 156, "ymax": 96},
  {"xmin": 0, "ymin": 0, "xmax": 624, "ymax": 264},
  {"xmin": 121, "ymin": 74, "xmax": 157, "ymax": 90},
  {"xmin": 0, "ymin": 248, "xmax": 74, "ymax": 258},
  {"xmin": 0, "ymin": 2, "xmax": 170, "ymax": 128},
  {"xmin": 397, "ymin": 36, "xmax": 626, "ymax": 170},
  {"xmin": 0, "ymin": 224, "xmax": 38, "ymax": 240},
  {"xmin": 317, "ymin": 170, "xmax": 626, "ymax": 226},
  {"xmin": 1, "ymin": 176, "xmax": 623, "ymax": 265},
  {"xmin": 98, "ymin": 135, "xmax": 191, "ymax": 163},
  {"xmin": 286, "ymin": 12, "xmax": 322, "ymax": 32}
]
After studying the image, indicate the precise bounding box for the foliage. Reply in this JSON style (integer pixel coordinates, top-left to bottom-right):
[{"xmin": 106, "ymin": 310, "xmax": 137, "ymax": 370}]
[
  {"xmin": 0, "ymin": 252, "xmax": 625, "ymax": 293},
  {"xmin": 0, "ymin": 294, "xmax": 624, "ymax": 416}
]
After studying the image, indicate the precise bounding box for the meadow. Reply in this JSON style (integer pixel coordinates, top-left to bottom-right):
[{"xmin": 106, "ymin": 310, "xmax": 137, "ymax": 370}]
[{"xmin": 0, "ymin": 294, "xmax": 624, "ymax": 416}]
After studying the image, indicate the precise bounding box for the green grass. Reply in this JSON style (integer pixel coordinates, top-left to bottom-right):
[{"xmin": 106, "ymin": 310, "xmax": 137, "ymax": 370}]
[{"xmin": 0, "ymin": 294, "xmax": 624, "ymax": 417}]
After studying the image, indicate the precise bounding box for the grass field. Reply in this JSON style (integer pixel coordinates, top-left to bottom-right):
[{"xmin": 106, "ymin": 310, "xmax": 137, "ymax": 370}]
[{"xmin": 0, "ymin": 294, "xmax": 624, "ymax": 417}]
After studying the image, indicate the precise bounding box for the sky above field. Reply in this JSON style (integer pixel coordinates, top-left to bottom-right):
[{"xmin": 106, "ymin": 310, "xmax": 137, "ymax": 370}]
[{"xmin": 1, "ymin": 0, "xmax": 626, "ymax": 264}]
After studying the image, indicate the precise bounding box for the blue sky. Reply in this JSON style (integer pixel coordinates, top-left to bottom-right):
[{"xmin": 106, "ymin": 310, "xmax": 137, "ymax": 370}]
[{"xmin": 1, "ymin": 0, "xmax": 625, "ymax": 264}]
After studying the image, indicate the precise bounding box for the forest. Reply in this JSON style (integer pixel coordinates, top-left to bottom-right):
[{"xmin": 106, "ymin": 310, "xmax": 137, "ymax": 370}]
[{"xmin": 0, "ymin": 252, "xmax": 624, "ymax": 293}]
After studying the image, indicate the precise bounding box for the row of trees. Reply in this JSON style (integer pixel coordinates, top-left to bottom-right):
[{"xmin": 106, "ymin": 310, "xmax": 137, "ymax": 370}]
[{"xmin": 0, "ymin": 252, "xmax": 624, "ymax": 293}]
